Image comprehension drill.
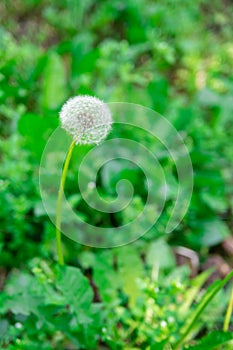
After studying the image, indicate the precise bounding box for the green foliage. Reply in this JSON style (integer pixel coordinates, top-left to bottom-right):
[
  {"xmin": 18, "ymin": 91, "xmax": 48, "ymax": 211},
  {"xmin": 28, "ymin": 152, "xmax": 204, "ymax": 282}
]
[
  {"xmin": 174, "ymin": 269, "xmax": 233, "ymax": 349},
  {"xmin": 187, "ymin": 331, "xmax": 233, "ymax": 350},
  {"xmin": 0, "ymin": 262, "xmax": 102, "ymax": 349},
  {"xmin": 0, "ymin": 0, "xmax": 233, "ymax": 349},
  {"xmin": 1, "ymin": 259, "xmax": 232, "ymax": 349}
]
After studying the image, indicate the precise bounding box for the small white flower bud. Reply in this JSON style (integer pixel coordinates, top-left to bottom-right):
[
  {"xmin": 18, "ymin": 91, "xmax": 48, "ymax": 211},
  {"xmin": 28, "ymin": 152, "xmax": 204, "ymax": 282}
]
[{"xmin": 59, "ymin": 95, "xmax": 112, "ymax": 145}]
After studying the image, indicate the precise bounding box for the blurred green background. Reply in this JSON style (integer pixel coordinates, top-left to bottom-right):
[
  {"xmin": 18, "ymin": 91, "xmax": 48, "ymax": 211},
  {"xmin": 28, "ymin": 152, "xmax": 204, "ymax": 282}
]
[{"xmin": 0, "ymin": 1, "xmax": 233, "ymax": 349}]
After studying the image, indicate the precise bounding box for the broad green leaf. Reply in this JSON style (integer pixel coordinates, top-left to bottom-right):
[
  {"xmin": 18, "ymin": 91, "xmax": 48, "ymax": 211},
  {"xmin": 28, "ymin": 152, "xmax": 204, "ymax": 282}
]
[
  {"xmin": 188, "ymin": 330, "xmax": 233, "ymax": 350},
  {"xmin": 146, "ymin": 239, "xmax": 176, "ymax": 270},
  {"xmin": 0, "ymin": 320, "xmax": 9, "ymax": 339},
  {"xmin": 150, "ymin": 339, "xmax": 170, "ymax": 350},
  {"xmin": 67, "ymin": 0, "xmax": 92, "ymax": 30},
  {"xmin": 116, "ymin": 246, "xmax": 144, "ymax": 307},
  {"xmin": 71, "ymin": 33, "xmax": 96, "ymax": 77},
  {"xmin": 201, "ymin": 191, "xmax": 228, "ymax": 213},
  {"xmin": 93, "ymin": 250, "xmax": 119, "ymax": 304},
  {"xmin": 200, "ymin": 219, "xmax": 230, "ymax": 247},
  {"xmin": 41, "ymin": 52, "xmax": 67, "ymax": 110},
  {"xmin": 38, "ymin": 304, "xmax": 72, "ymax": 331},
  {"xmin": 148, "ymin": 77, "xmax": 169, "ymax": 114},
  {"xmin": 56, "ymin": 265, "xmax": 93, "ymax": 323},
  {"xmin": 17, "ymin": 112, "xmax": 58, "ymax": 160},
  {"xmin": 197, "ymin": 88, "xmax": 220, "ymax": 107}
]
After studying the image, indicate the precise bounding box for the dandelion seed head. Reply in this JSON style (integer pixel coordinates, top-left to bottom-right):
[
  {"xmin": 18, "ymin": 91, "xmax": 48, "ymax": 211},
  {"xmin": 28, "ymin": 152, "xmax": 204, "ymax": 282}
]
[{"xmin": 59, "ymin": 95, "xmax": 112, "ymax": 145}]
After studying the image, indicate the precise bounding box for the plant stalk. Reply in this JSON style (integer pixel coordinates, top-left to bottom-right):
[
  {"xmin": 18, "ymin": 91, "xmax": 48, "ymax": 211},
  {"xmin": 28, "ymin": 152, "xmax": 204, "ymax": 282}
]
[
  {"xmin": 55, "ymin": 140, "xmax": 75, "ymax": 265},
  {"xmin": 223, "ymin": 285, "xmax": 233, "ymax": 332}
]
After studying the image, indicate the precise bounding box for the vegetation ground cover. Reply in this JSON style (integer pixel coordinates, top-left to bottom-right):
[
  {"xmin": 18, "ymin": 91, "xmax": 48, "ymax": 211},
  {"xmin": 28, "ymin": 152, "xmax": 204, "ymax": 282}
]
[{"xmin": 0, "ymin": 1, "xmax": 233, "ymax": 349}]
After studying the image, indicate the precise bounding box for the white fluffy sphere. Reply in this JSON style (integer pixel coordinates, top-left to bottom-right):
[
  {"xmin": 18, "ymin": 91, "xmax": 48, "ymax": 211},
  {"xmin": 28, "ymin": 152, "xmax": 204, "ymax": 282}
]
[{"xmin": 59, "ymin": 95, "xmax": 112, "ymax": 145}]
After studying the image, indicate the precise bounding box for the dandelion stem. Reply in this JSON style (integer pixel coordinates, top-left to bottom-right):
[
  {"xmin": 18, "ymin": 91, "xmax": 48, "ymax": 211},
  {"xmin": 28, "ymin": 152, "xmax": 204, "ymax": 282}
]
[
  {"xmin": 223, "ymin": 285, "xmax": 233, "ymax": 332},
  {"xmin": 56, "ymin": 140, "xmax": 75, "ymax": 265}
]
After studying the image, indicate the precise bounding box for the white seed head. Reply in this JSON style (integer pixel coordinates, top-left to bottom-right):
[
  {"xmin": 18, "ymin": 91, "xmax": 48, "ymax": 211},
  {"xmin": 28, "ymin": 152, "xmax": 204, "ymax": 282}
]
[{"xmin": 59, "ymin": 95, "xmax": 112, "ymax": 145}]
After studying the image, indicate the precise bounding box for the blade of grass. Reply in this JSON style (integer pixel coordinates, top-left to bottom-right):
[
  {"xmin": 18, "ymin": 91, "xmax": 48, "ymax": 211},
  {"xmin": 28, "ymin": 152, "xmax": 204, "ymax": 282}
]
[
  {"xmin": 173, "ymin": 269, "xmax": 233, "ymax": 350},
  {"xmin": 223, "ymin": 285, "xmax": 233, "ymax": 332},
  {"xmin": 179, "ymin": 269, "xmax": 213, "ymax": 315}
]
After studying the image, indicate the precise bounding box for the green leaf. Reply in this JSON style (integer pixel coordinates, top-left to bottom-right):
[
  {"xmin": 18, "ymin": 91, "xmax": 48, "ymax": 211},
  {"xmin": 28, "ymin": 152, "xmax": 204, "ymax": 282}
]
[
  {"xmin": 116, "ymin": 246, "xmax": 144, "ymax": 307},
  {"xmin": 56, "ymin": 265, "xmax": 93, "ymax": 323},
  {"xmin": 150, "ymin": 339, "xmax": 169, "ymax": 350},
  {"xmin": 200, "ymin": 219, "xmax": 230, "ymax": 247},
  {"xmin": 38, "ymin": 304, "xmax": 72, "ymax": 331},
  {"xmin": 3, "ymin": 272, "xmax": 44, "ymax": 316},
  {"xmin": 148, "ymin": 77, "xmax": 169, "ymax": 114},
  {"xmin": 188, "ymin": 330, "xmax": 233, "ymax": 350},
  {"xmin": 41, "ymin": 52, "xmax": 67, "ymax": 110},
  {"xmin": 0, "ymin": 319, "xmax": 9, "ymax": 339},
  {"xmin": 18, "ymin": 113, "xmax": 58, "ymax": 160},
  {"xmin": 93, "ymin": 250, "xmax": 119, "ymax": 304},
  {"xmin": 197, "ymin": 88, "xmax": 220, "ymax": 107},
  {"xmin": 71, "ymin": 33, "xmax": 96, "ymax": 77},
  {"xmin": 201, "ymin": 191, "xmax": 228, "ymax": 213},
  {"xmin": 179, "ymin": 269, "xmax": 213, "ymax": 315},
  {"xmin": 146, "ymin": 239, "xmax": 176, "ymax": 270}
]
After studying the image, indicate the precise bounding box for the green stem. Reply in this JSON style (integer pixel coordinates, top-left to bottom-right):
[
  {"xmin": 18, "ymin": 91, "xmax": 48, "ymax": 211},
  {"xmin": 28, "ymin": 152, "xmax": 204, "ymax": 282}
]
[
  {"xmin": 223, "ymin": 285, "xmax": 233, "ymax": 332},
  {"xmin": 55, "ymin": 140, "xmax": 75, "ymax": 265}
]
